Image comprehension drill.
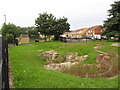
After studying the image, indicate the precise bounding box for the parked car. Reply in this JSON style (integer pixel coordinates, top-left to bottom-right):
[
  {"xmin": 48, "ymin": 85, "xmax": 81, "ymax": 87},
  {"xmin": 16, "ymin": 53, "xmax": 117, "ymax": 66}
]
[{"xmin": 101, "ymin": 36, "xmax": 108, "ymax": 40}]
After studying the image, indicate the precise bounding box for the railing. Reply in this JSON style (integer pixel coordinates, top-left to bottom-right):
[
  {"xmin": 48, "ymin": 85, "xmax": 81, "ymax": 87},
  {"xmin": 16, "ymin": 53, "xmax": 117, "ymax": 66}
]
[
  {"xmin": 0, "ymin": 37, "xmax": 2, "ymax": 89},
  {"xmin": 60, "ymin": 37, "xmax": 92, "ymax": 43},
  {"xmin": 0, "ymin": 37, "xmax": 9, "ymax": 89}
]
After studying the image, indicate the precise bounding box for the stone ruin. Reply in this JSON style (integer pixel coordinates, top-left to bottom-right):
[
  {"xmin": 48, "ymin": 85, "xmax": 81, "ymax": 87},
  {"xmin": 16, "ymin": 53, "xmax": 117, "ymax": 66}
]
[
  {"xmin": 38, "ymin": 47, "xmax": 113, "ymax": 78},
  {"xmin": 94, "ymin": 44, "xmax": 111, "ymax": 69},
  {"xmin": 112, "ymin": 43, "xmax": 120, "ymax": 47},
  {"xmin": 65, "ymin": 52, "xmax": 88, "ymax": 62},
  {"xmin": 38, "ymin": 42, "xmax": 112, "ymax": 78},
  {"xmin": 96, "ymin": 54, "xmax": 111, "ymax": 69},
  {"xmin": 39, "ymin": 50, "xmax": 88, "ymax": 71},
  {"xmin": 39, "ymin": 50, "xmax": 58, "ymax": 63}
]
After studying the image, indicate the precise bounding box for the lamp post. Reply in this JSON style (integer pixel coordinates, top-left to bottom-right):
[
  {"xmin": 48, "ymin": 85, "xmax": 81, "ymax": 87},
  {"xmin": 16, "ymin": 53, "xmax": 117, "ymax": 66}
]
[{"xmin": 4, "ymin": 15, "xmax": 6, "ymax": 24}]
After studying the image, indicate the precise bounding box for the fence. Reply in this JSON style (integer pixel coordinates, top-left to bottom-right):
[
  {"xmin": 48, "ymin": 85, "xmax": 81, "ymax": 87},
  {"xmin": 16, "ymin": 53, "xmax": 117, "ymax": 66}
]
[
  {"xmin": 0, "ymin": 37, "xmax": 2, "ymax": 89},
  {"xmin": 0, "ymin": 37, "xmax": 9, "ymax": 89},
  {"xmin": 60, "ymin": 37, "xmax": 92, "ymax": 43}
]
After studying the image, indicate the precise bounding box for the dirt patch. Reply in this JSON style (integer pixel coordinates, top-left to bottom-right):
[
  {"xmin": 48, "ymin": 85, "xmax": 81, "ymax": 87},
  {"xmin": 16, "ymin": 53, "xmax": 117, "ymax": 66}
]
[
  {"xmin": 112, "ymin": 43, "xmax": 120, "ymax": 46},
  {"xmin": 38, "ymin": 50, "xmax": 44, "ymax": 51},
  {"xmin": 58, "ymin": 44, "xmax": 88, "ymax": 48},
  {"xmin": 25, "ymin": 44, "xmax": 33, "ymax": 46}
]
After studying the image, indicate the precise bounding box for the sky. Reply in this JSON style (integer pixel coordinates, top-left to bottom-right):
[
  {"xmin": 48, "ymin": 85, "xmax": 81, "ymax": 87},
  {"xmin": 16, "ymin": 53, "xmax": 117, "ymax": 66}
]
[{"xmin": 0, "ymin": 0, "xmax": 117, "ymax": 30}]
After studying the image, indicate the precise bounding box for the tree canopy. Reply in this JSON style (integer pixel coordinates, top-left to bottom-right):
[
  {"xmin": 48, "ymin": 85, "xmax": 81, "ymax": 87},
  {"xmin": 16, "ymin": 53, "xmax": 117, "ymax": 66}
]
[
  {"xmin": 1, "ymin": 23, "xmax": 39, "ymax": 42},
  {"xmin": 53, "ymin": 17, "xmax": 70, "ymax": 40},
  {"xmin": 35, "ymin": 12, "xmax": 70, "ymax": 41},
  {"xmin": 35, "ymin": 12, "xmax": 56, "ymax": 41},
  {"xmin": 103, "ymin": 1, "xmax": 120, "ymax": 40}
]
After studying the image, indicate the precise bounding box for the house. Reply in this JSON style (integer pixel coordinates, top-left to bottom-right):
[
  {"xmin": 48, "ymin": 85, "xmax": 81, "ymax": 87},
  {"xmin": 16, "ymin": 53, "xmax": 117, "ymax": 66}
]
[
  {"xmin": 75, "ymin": 28, "xmax": 89, "ymax": 37},
  {"xmin": 60, "ymin": 32, "xmax": 70, "ymax": 37},
  {"xmin": 61, "ymin": 28, "xmax": 89, "ymax": 38},
  {"xmin": 16, "ymin": 34, "xmax": 30, "ymax": 43},
  {"xmin": 86, "ymin": 25, "xmax": 105, "ymax": 39},
  {"xmin": 61, "ymin": 25, "xmax": 105, "ymax": 39}
]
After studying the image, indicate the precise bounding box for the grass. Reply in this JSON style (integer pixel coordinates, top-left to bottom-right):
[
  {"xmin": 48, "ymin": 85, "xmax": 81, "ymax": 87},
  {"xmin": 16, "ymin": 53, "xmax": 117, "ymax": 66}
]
[{"xmin": 9, "ymin": 41, "xmax": 119, "ymax": 88}]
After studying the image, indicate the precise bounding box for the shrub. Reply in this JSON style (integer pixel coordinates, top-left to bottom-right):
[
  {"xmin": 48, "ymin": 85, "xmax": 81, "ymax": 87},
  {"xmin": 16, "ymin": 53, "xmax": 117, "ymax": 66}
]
[{"xmin": 5, "ymin": 34, "xmax": 14, "ymax": 43}]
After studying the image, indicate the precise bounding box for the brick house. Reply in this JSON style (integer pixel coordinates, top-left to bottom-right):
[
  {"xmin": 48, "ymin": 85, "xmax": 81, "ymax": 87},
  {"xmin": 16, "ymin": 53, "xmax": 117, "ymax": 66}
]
[
  {"xmin": 86, "ymin": 25, "xmax": 105, "ymax": 39},
  {"xmin": 61, "ymin": 25, "xmax": 105, "ymax": 39},
  {"xmin": 62, "ymin": 28, "xmax": 88, "ymax": 38}
]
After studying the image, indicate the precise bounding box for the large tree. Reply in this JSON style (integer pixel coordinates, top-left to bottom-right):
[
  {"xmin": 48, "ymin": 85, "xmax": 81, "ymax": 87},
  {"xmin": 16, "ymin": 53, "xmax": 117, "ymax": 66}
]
[
  {"xmin": 35, "ymin": 12, "xmax": 56, "ymax": 41},
  {"xmin": 104, "ymin": 1, "xmax": 120, "ymax": 40},
  {"xmin": 1, "ymin": 23, "xmax": 20, "ymax": 42},
  {"xmin": 35, "ymin": 12, "xmax": 70, "ymax": 41},
  {"xmin": 53, "ymin": 17, "xmax": 70, "ymax": 40},
  {"xmin": 28, "ymin": 26, "xmax": 39, "ymax": 39}
]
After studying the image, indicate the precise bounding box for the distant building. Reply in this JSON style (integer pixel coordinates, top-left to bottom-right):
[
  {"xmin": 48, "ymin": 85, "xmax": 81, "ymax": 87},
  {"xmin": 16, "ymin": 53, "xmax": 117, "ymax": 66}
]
[
  {"xmin": 61, "ymin": 25, "xmax": 105, "ymax": 39},
  {"xmin": 60, "ymin": 32, "xmax": 70, "ymax": 37},
  {"xmin": 86, "ymin": 25, "xmax": 105, "ymax": 39},
  {"xmin": 16, "ymin": 34, "xmax": 30, "ymax": 43}
]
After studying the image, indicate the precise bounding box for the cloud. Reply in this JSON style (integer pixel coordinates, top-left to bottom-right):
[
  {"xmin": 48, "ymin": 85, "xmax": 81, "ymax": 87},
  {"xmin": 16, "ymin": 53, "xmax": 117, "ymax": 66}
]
[{"xmin": 0, "ymin": 0, "xmax": 116, "ymax": 30}]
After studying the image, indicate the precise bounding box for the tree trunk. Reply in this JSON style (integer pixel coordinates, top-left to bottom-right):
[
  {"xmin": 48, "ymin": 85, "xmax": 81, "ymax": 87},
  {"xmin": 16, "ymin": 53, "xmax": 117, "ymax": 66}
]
[
  {"xmin": 118, "ymin": 36, "xmax": 120, "ymax": 41},
  {"xmin": 49, "ymin": 36, "xmax": 50, "ymax": 41},
  {"xmin": 44, "ymin": 35, "xmax": 47, "ymax": 42},
  {"xmin": 54, "ymin": 35, "xmax": 60, "ymax": 41}
]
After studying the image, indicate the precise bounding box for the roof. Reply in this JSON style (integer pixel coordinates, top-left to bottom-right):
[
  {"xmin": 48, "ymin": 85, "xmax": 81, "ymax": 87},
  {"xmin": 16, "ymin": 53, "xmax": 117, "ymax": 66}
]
[
  {"xmin": 88, "ymin": 25, "xmax": 102, "ymax": 30},
  {"xmin": 75, "ymin": 28, "xmax": 87, "ymax": 32},
  {"xmin": 67, "ymin": 25, "xmax": 104, "ymax": 36}
]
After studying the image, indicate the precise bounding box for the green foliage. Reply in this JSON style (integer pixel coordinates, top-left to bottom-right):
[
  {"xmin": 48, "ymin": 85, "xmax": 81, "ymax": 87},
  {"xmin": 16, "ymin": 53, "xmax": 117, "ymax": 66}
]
[
  {"xmin": 35, "ymin": 12, "xmax": 56, "ymax": 41},
  {"xmin": 28, "ymin": 27, "xmax": 39, "ymax": 39},
  {"xmin": 5, "ymin": 34, "xmax": 14, "ymax": 43},
  {"xmin": 1, "ymin": 23, "xmax": 40, "ymax": 42},
  {"xmin": 54, "ymin": 17, "xmax": 70, "ymax": 40},
  {"xmin": 1, "ymin": 23, "xmax": 16, "ymax": 37},
  {"xmin": 9, "ymin": 41, "xmax": 118, "ymax": 88},
  {"xmin": 1, "ymin": 23, "xmax": 20, "ymax": 42},
  {"xmin": 104, "ymin": 1, "xmax": 120, "ymax": 39},
  {"xmin": 35, "ymin": 12, "xmax": 70, "ymax": 41}
]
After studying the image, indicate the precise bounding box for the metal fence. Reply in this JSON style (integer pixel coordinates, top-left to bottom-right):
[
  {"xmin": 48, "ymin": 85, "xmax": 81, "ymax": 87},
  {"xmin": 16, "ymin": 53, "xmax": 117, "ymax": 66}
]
[
  {"xmin": 60, "ymin": 37, "xmax": 92, "ymax": 43},
  {"xmin": 0, "ymin": 37, "xmax": 9, "ymax": 89}
]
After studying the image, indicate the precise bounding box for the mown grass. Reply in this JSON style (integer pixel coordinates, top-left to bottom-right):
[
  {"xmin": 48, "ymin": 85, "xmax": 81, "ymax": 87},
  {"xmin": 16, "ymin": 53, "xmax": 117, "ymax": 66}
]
[{"xmin": 9, "ymin": 41, "xmax": 119, "ymax": 88}]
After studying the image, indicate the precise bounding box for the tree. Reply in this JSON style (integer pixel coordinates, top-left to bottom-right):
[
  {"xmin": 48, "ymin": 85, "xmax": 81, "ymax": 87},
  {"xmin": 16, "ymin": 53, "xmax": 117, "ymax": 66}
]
[
  {"xmin": 53, "ymin": 17, "xmax": 70, "ymax": 40},
  {"xmin": 103, "ymin": 1, "xmax": 120, "ymax": 40},
  {"xmin": 28, "ymin": 26, "xmax": 39, "ymax": 39},
  {"xmin": 35, "ymin": 12, "xmax": 70, "ymax": 41},
  {"xmin": 1, "ymin": 23, "xmax": 20, "ymax": 42},
  {"xmin": 5, "ymin": 34, "xmax": 14, "ymax": 43},
  {"xmin": 35, "ymin": 12, "xmax": 56, "ymax": 41}
]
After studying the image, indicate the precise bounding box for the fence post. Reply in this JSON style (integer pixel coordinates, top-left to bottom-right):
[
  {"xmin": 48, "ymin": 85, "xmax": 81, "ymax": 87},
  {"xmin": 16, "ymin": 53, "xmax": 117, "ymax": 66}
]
[
  {"xmin": 2, "ymin": 37, "xmax": 9, "ymax": 89},
  {"xmin": 0, "ymin": 37, "xmax": 2, "ymax": 90}
]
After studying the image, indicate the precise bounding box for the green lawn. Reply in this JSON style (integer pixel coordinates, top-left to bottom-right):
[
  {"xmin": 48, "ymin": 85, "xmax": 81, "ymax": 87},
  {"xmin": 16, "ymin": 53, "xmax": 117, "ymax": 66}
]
[{"xmin": 9, "ymin": 41, "xmax": 119, "ymax": 88}]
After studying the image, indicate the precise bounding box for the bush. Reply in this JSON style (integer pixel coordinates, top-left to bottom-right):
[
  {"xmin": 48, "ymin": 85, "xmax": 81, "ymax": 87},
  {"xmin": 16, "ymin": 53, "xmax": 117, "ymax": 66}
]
[{"xmin": 5, "ymin": 34, "xmax": 14, "ymax": 43}]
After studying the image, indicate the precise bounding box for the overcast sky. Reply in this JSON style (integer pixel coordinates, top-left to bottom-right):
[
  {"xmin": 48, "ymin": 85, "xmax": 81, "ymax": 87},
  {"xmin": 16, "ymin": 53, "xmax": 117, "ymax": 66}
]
[{"xmin": 0, "ymin": 0, "xmax": 116, "ymax": 30}]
